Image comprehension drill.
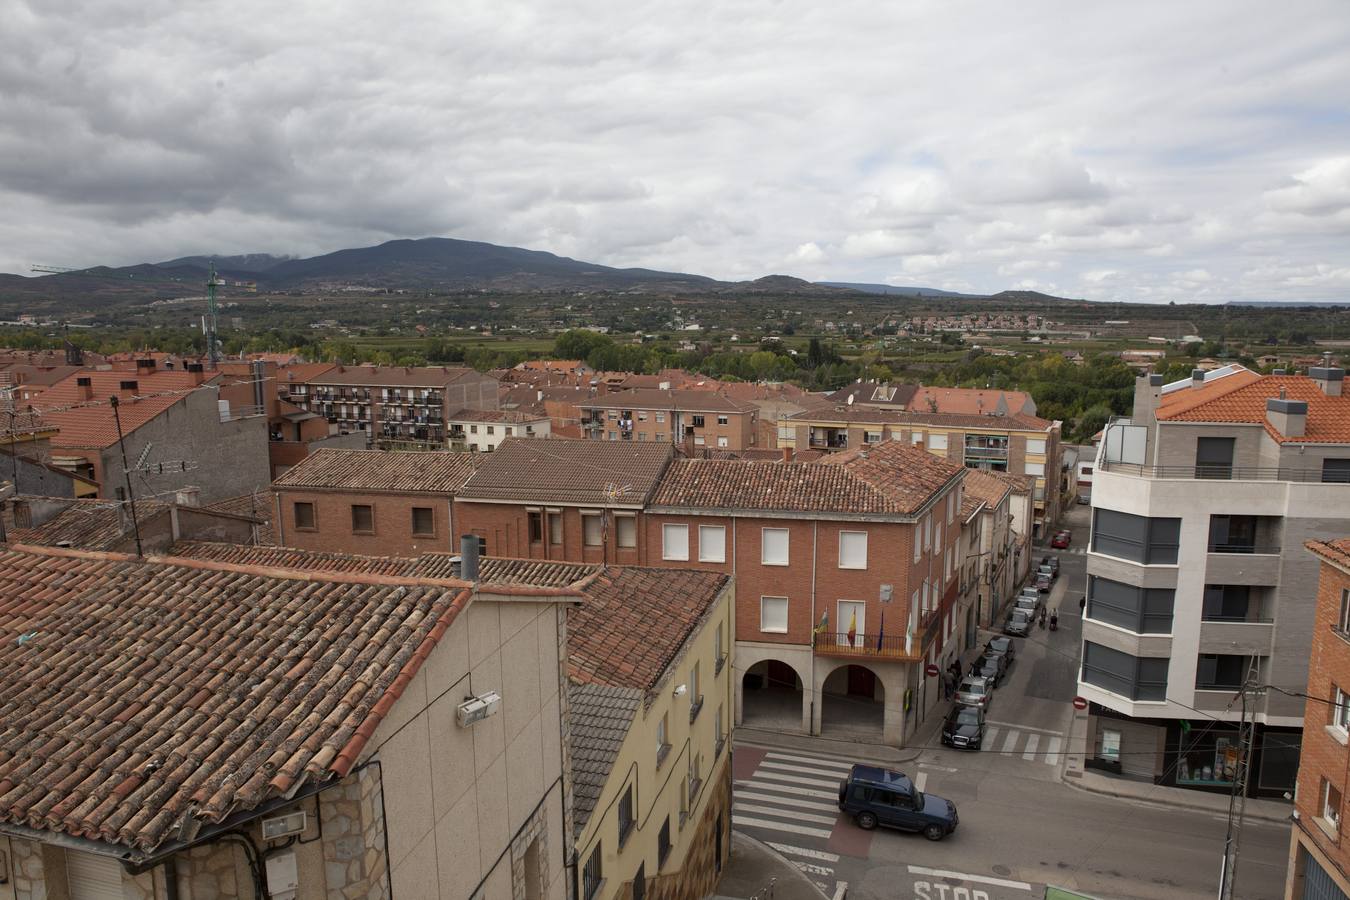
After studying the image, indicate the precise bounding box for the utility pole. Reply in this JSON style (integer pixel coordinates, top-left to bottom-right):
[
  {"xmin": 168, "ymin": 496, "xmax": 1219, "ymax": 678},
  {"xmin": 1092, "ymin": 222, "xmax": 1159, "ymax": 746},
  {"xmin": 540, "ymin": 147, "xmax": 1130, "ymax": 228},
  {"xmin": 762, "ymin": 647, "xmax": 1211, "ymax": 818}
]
[
  {"xmin": 1218, "ymin": 658, "xmax": 1260, "ymax": 900},
  {"xmin": 205, "ymin": 262, "xmax": 222, "ymax": 370},
  {"xmin": 109, "ymin": 396, "xmax": 144, "ymax": 556}
]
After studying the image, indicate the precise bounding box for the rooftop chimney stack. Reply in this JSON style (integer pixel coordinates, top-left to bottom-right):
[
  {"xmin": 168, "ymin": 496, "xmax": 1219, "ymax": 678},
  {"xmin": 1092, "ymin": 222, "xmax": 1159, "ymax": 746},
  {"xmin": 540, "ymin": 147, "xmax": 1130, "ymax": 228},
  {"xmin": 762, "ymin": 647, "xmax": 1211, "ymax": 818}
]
[
  {"xmin": 1191, "ymin": 369, "xmax": 1206, "ymax": 389},
  {"xmin": 186, "ymin": 362, "xmax": 206, "ymax": 385},
  {"xmin": 1310, "ymin": 365, "xmax": 1345, "ymax": 398},
  {"xmin": 460, "ymin": 534, "xmax": 480, "ymax": 582},
  {"xmin": 1266, "ymin": 397, "xmax": 1307, "ymax": 438},
  {"xmin": 76, "ymin": 376, "xmax": 93, "ymax": 402},
  {"xmin": 135, "ymin": 358, "xmax": 156, "ymax": 375},
  {"xmin": 119, "ymin": 379, "xmax": 139, "ymax": 394}
]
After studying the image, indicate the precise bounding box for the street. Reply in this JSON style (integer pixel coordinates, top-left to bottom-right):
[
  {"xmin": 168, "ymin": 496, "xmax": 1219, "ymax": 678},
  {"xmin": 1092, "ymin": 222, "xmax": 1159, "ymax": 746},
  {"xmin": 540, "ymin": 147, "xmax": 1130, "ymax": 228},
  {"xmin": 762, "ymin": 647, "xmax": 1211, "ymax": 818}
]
[{"xmin": 731, "ymin": 508, "xmax": 1292, "ymax": 900}]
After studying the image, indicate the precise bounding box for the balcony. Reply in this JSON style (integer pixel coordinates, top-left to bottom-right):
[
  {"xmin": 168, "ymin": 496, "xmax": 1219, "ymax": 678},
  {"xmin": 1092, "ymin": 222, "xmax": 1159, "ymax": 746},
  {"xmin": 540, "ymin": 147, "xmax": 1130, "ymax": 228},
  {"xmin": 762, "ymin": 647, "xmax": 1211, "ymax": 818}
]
[
  {"xmin": 1205, "ymin": 552, "xmax": 1281, "ymax": 586},
  {"xmin": 963, "ymin": 445, "xmax": 1009, "ymax": 461},
  {"xmin": 812, "ymin": 631, "xmax": 920, "ymax": 661},
  {"xmin": 1198, "ymin": 620, "xmax": 1275, "ymax": 656},
  {"xmin": 1098, "ymin": 459, "xmax": 1335, "ymax": 483}
]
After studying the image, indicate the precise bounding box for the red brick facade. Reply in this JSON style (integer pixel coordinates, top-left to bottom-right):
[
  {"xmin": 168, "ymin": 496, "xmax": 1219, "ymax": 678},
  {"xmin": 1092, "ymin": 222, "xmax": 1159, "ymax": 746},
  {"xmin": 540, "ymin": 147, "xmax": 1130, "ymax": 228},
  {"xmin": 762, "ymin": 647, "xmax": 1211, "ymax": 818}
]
[
  {"xmin": 274, "ymin": 488, "xmax": 457, "ymax": 556},
  {"xmin": 1288, "ymin": 545, "xmax": 1350, "ymax": 898},
  {"xmin": 453, "ymin": 500, "xmax": 646, "ymax": 566}
]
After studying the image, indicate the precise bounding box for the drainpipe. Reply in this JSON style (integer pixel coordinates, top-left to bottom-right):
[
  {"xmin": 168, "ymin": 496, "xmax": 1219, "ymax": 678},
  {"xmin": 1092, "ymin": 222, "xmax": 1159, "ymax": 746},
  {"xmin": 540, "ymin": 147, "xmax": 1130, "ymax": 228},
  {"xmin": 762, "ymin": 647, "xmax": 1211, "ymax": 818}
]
[
  {"xmin": 809, "ymin": 520, "xmax": 817, "ymax": 735},
  {"xmin": 163, "ymin": 856, "xmax": 180, "ymax": 900}
]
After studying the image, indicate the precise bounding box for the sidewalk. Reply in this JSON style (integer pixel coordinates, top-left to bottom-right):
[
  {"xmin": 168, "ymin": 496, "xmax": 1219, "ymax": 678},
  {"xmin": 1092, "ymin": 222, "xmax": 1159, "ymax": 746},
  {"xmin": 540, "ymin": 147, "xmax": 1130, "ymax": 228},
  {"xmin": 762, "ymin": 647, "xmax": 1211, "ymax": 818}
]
[
  {"xmin": 1063, "ymin": 766, "xmax": 1293, "ymax": 824},
  {"xmin": 712, "ymin": 831, "xmax": 830, "ymax": 900},
  {"xmin": 735, "ymin": 725, "xmax": 923, "ymax": 764}
]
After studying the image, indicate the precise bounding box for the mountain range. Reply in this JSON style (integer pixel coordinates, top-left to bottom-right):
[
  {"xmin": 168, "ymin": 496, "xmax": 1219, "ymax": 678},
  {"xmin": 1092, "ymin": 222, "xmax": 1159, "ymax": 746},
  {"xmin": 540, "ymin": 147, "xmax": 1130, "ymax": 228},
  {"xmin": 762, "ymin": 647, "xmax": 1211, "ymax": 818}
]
[{"xmin": 0, "ymin": 236, "xmax": 1078, "ymax": 304}]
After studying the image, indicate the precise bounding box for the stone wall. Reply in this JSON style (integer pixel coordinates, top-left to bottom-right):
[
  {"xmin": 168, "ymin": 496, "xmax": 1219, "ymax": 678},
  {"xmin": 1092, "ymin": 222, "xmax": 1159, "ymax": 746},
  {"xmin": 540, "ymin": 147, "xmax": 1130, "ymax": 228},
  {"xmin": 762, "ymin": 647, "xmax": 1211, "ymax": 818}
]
[
  {"xmin": 9, "ymin": 838, "xmax": 46, "ymax": 900},
  {"xmin": 644, "ymin": 757, "xmax": 732, "ymax": 900},
  {"xmin": 320, "ymin": 765, "xmax": 390, "ymax": 900}
]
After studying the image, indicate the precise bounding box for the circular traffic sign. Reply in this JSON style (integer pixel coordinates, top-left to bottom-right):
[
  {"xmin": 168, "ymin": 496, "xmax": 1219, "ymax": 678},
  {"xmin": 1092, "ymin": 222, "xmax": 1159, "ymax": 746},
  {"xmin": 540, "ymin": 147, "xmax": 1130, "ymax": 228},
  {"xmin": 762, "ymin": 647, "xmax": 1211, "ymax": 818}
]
[
  {"xmin": 1072, "ymin": 696, "xmax": 1089, "ymax": 710},
  {"xmin": 925, "ymin": 663, "xmax": 940, "ymax": 677}
]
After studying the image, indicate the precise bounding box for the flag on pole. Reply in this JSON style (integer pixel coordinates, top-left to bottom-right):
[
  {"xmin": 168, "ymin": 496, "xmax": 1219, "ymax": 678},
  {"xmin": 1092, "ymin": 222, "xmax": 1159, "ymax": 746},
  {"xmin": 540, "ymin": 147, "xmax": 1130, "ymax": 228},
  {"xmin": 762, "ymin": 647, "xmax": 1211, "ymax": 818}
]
[
  {"xmin": 876, "ymin": 608, "xmax": 885, "ymax": 652},
  {"xmin": 847, "ymin": 609, "xmax": 858, "ymax": 647},
  {"xmin": 813, "ymin": 610, "xmax": 829, "ymax": 635}
]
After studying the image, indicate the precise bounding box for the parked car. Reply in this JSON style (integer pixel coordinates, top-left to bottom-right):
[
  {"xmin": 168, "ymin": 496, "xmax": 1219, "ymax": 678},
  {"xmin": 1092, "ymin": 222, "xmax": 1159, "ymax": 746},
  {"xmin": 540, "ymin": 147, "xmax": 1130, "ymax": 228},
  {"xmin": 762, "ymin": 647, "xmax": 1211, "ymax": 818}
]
[
  {"xmin": 1034, "ymin": 572, "xmax": 1053, "ymax": 593},
  {"xmin": 1037, "ymin": 563, "xmax": 1057, "ymax": 582},
  {"xmin": 1020, "ymin": 586, "xmax": 1041, "ymax": 599},
  {"xmin": 942, "ymin": 705, "xmax": 986, "ymax": 751},
  {"xmin": 984, "ymin": 635, "xmax": 1017, "ymax": 664},
  {"xmin": 1051, "ymin": 530, "xmax": 1072, "ymax": 549},
  {"xmin": 1041, "ymin": 556, "xmax": 1061, "ymax": 577},
  {"xmin": 1005, "ymin": 609, "xmax": 1033, "ymax": 636},
  {"xmin": 1013, "ymin": 595, "xmax": 1041, "ymax": 619},
  {"xmin": 968, "ymin": 652, "xmax": 1007, "ymax": 687},
  {"xmin": 837, "ymin": 764, "xmax": 959, "ymax": 840},
  {"xmin": 1077, "ymin": 493, "xmax": 1091, "ymax": 505},
  {"xmin": 955, "ymin": 675, "xmax": 993, "ymax": 710}
]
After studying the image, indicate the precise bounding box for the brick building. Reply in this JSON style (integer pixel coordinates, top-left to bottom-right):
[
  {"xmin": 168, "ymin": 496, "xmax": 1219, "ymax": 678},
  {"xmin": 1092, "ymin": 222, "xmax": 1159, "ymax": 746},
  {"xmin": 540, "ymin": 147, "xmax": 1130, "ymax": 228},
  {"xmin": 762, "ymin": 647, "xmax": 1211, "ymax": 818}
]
[
  {"xmin": 455, "ymin": 438, "xmax": 674, "ymax": 566},
  {"xmin": 645, "ymin": 441, "xmax": 966, "ymax": 747},
  {"xmin": 284, "ymin": 364, "xmax": 498, "ymax": 447},
  {"xmin": 578, "ymin": 389, "xmax": 759, "ymax": 451},
  {"xmin": 272, "ymin": 448, "xmax": 480, "ymax": 555},
  {"xmin": 1288, "ymin": 538, "xmax": 1350, "ymax": 899}
]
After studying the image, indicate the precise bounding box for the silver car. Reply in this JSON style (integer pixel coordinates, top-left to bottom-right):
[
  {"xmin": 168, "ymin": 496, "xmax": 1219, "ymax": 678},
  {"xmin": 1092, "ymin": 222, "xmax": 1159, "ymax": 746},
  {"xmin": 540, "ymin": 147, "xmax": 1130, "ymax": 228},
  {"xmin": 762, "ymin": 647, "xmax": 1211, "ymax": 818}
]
[{"xmin": 955, "ymin": 675, "xmax": 993, "ymax": 710}]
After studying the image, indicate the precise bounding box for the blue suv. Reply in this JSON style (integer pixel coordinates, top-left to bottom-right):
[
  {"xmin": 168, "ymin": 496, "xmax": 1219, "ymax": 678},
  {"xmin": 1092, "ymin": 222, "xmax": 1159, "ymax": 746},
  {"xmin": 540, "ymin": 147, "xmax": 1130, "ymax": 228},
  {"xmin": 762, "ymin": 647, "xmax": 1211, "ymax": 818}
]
[{"xmin": 836, "ymin": 764, "xmax": 958, "ymax": 840}]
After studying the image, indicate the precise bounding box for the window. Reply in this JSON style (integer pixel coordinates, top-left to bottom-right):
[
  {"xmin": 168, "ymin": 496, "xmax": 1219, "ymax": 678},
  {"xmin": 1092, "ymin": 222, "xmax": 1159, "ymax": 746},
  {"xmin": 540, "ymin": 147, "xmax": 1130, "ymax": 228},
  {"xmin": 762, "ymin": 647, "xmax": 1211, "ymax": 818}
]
[
  {"xmin": 638, "ymin": 411, "xmax": 648, "ymax": 421},
  {"xmin": 1333, "ymin": 686, "xmax": 1350, "ymax": 733},
  {"xmin": 411, "ymin": 507, "xmax": 435, "ymax": 537},
  {"xmin": 717, "ymin": 436, "xmax": 729, "ymax": 448},
  {"xmin": 1196, "ymin": 654, "xmax": 1253, "ymax": 691},
  {"xmin": 924, "ymin": 514, "xmax": 932, "ymax": 551},
  {"xmin": 1195, "ymin": 437, "xmax": 1235, "ymax": 479},
  {"xmin": 913, "ymin": 526, "xmax": 922, "ymax": 562},
  {"xmin": 486, "ymin": 425, "xmax": 495, "ymax": 435},
  {"xmin": 864, "ymin": 430, "xmax": 882, "ymax": 444},
  {"xmin": 1091, "ymin": 509, "xmax": 1180, "ymax": 564},
  {"xmin": 1325, "ymin": 780, "xmax": 1343, "ymax": 831},
  {"xmin": 632, "ymin": 863, "xmax": 645, "ymax": 900},
  {"xmin": 1208, "ymin": 514, "xmax": 1268, "ymax": 554},
  {"xmin": 762, "ymin": 528, "xmax": 789, "ymax": 565},
  {"xmin": 663, "ymin": 523, "xmax": 690, "ymax": 561},
  {"xmin": 1026, "ymin": 438, "xmax": 1046, "ymax": 455},
  {"xmin": 615, "ymin": 515, "xmax": 637, "ymax": 549},
  {"xmin": 1024, "ymin": 461, "xmax": 1045, "ymax": 477},
  {"xmin": 1340, "ymin": 589, "xmax": 1350, "ymax": 633},
  {"xmin": 656, "ymin": 712, "xmax": 670, "ymax": 765},
  {"xmin": 699, "ymin": 525, "xmax": 726, "ymax": 562},
  {"xmin": 618, "ymin": 786, "xmax": 635, "ymax": 846},
  {"xmin": 689, "ymin": 661, "xmax": 702, "ymax": 721},
  {"xmin": 944, "ymin": 547, "xmax": 953, "ymax": 582},
  {"xmin": 470, "ymin": 424, "xmax": 478, "ymax": 434},
  {"xmin": 912, "ymin": 431, "xmax": 925, "ymax": 445},
  {"xmin": 505, "ymin": 426, "xmax": 513, "ymax": 436},
  {"xmin": 714, "ymin": 623, "xmax": 725, "ymax": 673},
  {"xmin": 1087, "ymin": 576, "xmax": 1174, "ymax": 633},
  {"xmin": 760, "ymin": 596, "xmax": 788, "ymax": 633},
  {"xmin": 582, "ymin": 846, "xmax": 603, "ymax": 900},
  {"xmin": 351, "ymin": 504, "xmax": 374, "ymax": 534},
  {"xmin": 717, "ymin": 415, "xmax": 729, "ymax": 425},
  {"xmin": 929, "ymin": 433, "xmax": 948, "ymax": 452},
  {"xmin": 1202, "ymin": 585, "xmax": 1252, "ymax": 622},
  {"xmin": 65, "ymin": 849, "xmax": 126, "ymax": 899},
  {"xmin": 583, "ymin": 513, "xmax": 604, "ymax": 547},
  {"xmin": 549, "ymin": 511, "xmax": 563, "ymax": 545},
  {"xmin": 839, "ymin": 531, "xmax": 868, "ymax": 569},
  {"xmin": 293, "ymin": 501, "xmax": 316, "ymax": 530},
  {"xmin": 1081, "ymin": 642, "xmax": 1168, "ymax": 701},
  {"xmin": 656, "ymin": 412, "xmax": 666, "ymax": 423},
  {"xmin": 1324, "ymin": 459, "xmax": 1350, "ymax": 483},
  {"xmin": 528, "ymin": 510, "xmax": 544, "ymax": 543},
  {"xmin": 658, "ymin": 818, "xmax": 672, "ymax": 866},
  {"xmin": 716, "ymin": 703, "xmax": 726, "ymax": 754}
]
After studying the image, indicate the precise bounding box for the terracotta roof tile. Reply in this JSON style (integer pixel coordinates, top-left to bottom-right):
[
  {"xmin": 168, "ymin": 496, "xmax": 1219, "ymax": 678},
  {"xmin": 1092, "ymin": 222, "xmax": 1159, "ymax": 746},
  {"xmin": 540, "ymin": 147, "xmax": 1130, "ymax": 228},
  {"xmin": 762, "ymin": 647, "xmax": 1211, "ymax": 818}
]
[
  {"xmin": 0, "ymin": 544, "xmax": 472, "ymax": 856},
  {"xmin": 568, "ymin": 682, "xmax": 641, "ymax": 834},
  {"xmin": 457, "ymin": 438, "xmax": 673, "ymax": 506},
  {"xmin": 273, "ymin": 448, "xmax": 480, "ymax": 493},
  {"xmin": 787, "ymin": 405, "xmax": 1052, "ymax": 431},
  {"xmin": 447, "ymin": 408, "xmax": 549, "ymax": 424},
  {"xmin": 962, "ymin": 468, "xmax": 1012, "ymax": 510},
  {"xmin": 29, "ymin": 371, "xmax": 209, "ymax": 450},
  {"xmin": 10, "ymin": 499, "xmax": 170, "ymax": 550},
  {"xmin": 202, "ymin": 493, "xmax": 276, "ymax": 544},
  {"xmin": 1157, "ymin": 373, "xmax": 1350, "ymax": 443},
  {"xmin": 651, "ymin": 440, "xmax": 963, "ymax": 517},
  {"xmin": 1307, "ymin": 538, "xmax": 1350, "ymax": 572}
]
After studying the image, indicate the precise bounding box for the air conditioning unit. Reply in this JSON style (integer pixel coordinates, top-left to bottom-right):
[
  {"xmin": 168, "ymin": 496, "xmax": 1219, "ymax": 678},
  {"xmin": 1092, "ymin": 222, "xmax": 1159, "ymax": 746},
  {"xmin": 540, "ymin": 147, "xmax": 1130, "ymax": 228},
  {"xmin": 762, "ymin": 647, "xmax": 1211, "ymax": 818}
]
[
  {"xmin": 457, "ymin": 691, "xmax": 502, "ymax": 728},
  {"xmin": 260, "ymin": 811, "xmax": 307, "ymax": 841}
]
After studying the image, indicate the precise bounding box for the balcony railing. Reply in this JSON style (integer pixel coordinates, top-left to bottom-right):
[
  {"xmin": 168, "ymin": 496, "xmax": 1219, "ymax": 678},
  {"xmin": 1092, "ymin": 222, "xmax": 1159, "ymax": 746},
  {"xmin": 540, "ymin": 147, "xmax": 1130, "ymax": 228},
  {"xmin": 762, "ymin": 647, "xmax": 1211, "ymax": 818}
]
[
  {"xmin": 809, "ymin": 436, "xmax": 848, "ymax": 449},
  {"xmin": 813, "ymin": 631, "xmax": 920, "ymax": 660},
  {"xmin": 1207, "ymin": 543, "xmax": 1281, "ymax": 555},
  {"xmin": 1099, "ymin": 459, "xmax": 1342, "ymax": 483}
]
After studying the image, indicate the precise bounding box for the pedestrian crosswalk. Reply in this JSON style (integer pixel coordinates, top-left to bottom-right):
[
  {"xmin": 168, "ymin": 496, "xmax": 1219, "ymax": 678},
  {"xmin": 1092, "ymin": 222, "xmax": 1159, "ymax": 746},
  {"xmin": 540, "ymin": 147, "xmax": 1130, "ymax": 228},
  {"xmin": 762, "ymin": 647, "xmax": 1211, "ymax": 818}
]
[
  {"xmin": 733, "ymin": 748, "xmax": 852, "ymax": 892},
  {"xmin": 981, "ymin": 721, "xmax": 1063, "ymax": 765}
]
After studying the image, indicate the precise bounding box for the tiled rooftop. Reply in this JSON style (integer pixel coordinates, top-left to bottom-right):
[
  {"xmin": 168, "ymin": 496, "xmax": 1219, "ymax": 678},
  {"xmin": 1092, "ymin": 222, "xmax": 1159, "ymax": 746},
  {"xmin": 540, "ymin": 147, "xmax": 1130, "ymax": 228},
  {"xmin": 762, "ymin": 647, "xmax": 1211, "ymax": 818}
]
[
  {"xmin": 567, "ymin": 566, "xmax": 728, "ymax": 700},
  {"xmin": 962, "ymin": 468, "xmax": 1012, "ymax": 511},
  {"xmin": 457, "ymin": 438, "xmax": 674, "ymax": 506},
  {"xmin": 202, "ymin": 492, "xmax": 276, "ymax": 544},
  {"xmin": 568, "ymin": 682, "xmax": 641, "ymax": 835},
  {"xmin": 652, "ymin": 440, "xmax": 964, "ymax": 517},
  {"xmin": 786, "ymin": 405, "xmax": 1052, "ymax": 432},
  {"xmin": 10, "ymin": 498, "xmax": 170, "ymax": 550},
  {"xmin": 273, "ymin": 448, "xmax": 481, "ymax": 493},
  {"xmin": 447, "ymin": 407, "xmax": 550, "ymax": 424},
  {"xmin": 1307, "ymin": 538, "xmax": 1350, "ymax": 572},
  {"xmin": 28, "ymin": 370, "xmax": 208, "ymax": 450},
  {"xmin": 0, "ymin": 544, "xmax": 474, "ymax": 856},
  {"xmin": 1157, "ymin": 371, "xmax": 1350, "ymax": 443}
]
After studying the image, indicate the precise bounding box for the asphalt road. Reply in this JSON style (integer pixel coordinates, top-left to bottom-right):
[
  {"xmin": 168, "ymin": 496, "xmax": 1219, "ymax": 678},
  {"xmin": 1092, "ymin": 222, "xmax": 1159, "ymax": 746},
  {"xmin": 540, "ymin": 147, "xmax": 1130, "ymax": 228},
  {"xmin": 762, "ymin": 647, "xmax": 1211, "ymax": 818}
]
[{"xmin": 733, "ymin": 508, "xmax": 1292, "ymax": 900}]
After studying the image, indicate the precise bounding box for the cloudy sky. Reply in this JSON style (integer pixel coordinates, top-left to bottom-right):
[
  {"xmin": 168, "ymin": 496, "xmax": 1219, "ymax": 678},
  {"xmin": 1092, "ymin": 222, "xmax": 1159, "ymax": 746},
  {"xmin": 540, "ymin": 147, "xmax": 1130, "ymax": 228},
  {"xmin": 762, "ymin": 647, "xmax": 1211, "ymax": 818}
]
[{"xmin": 3, "ymin": 1, "xmax": 1348, "ymax": 302}]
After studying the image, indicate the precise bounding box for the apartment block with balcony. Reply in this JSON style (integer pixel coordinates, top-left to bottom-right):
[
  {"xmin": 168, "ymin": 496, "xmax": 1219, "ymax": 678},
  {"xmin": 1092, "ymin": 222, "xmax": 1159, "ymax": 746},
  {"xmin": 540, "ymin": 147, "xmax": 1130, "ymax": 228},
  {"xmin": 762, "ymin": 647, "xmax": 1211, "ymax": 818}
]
[
  {"xmin": 447, "ymin": 407, "xmax": 551, "ymax": 451},
  {"xmin": 577, "ymin": 389, "xmax": 758, "ymax": 451},
  {"xmin": 286, "ymin": 364, "xmax": 498, "ymax": 447},
  {"xmin": 780, "ymin": 405, "xmax": 1062, "ymax": 537},
  {"xmin": 645, "ymin": 441, "xmax": 967, "ymax": 747},
  {"xmin": 1077, "ymin": 365, "xmax": 1350, "ymax": 797}
]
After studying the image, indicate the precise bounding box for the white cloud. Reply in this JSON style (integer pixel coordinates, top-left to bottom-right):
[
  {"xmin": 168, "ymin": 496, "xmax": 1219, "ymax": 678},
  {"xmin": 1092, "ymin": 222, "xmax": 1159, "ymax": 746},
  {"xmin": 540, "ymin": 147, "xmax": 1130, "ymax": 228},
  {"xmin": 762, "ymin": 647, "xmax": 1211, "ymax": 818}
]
[{"xmin": 1265, "ymin": 157, "xmax": 1350, "ymax": 217}]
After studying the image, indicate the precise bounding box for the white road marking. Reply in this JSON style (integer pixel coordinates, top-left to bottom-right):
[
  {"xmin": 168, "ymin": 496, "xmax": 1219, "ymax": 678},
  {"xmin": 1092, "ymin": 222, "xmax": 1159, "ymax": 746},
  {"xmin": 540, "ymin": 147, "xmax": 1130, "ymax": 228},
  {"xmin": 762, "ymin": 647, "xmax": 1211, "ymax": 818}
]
[
  {"xmin": 986, "ymin": 720, "xmax": 1066, "ymax": 737},
  {"xmin": 1022, "ymin": 733, "xmax": 1041, "ymax": 760},
  {"xmin": 832, "ymin": 881, "xmax": 849, "ymax": 900},
  {"xmin": 749, "ymin": 769, "xmax": 842, "ymax": 791},
  {"xmin": 736, "ymin": 780, "xmax": 839, "ymax": 801},
  {"xmin": 735, "ymin": 802, "xmax": 838, "ymax": 825},
  {"xmin": 1044, "ymin": 735, "xmax": 1062, "ymax": 764},
  {"xmin": 766, "ymin": 842, "xmax": 840, "ymax": 863},
  {"xmin": 919, "ymin": 762, "xmax": 959, "ymax": 772},
  {"xmin": 735, "ymin": 790, "xmax": 838, "ymax": 812},
  {"xmin": 733, "ymin": 815, "xmax": 833, "ymax": 838},
  {"xmin": 907, "ymin": 865, "xmax": 1033, "ymax": 891},
  {"xmin": 1001, "ymin": 729, "xmax": 1020, "ymax": 754},
  {"xmin": 914, "ymin": 770, "xmax": 928, "ymax": 791},
  {"xmin": 765, "ymin": 751, "xmax": 856, "ymax": 772},
  {"xmin": 984, "ymin": 725, "xmax": 1000, "ymax": 747},
  {"xmin": 797, "ymin": 862, "xmax": 834, "ymax": 876}
]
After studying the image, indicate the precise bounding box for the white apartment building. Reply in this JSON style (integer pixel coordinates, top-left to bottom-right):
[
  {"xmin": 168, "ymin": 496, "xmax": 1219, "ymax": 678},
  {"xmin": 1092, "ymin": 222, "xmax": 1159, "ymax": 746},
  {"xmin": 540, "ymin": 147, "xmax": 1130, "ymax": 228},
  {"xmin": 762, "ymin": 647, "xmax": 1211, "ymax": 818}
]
[{"xmin": 1078, "ymin": 364, "xmax": 1350, "ymax": 798}]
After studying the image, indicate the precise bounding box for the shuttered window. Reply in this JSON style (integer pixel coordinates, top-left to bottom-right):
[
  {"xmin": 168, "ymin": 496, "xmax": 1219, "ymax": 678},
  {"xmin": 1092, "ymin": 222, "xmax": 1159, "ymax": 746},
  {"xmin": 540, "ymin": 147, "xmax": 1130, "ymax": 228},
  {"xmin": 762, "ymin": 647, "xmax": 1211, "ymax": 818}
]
[{"xmin": 67, "ymin": 849, "xmax": 125, "ymax": 900}]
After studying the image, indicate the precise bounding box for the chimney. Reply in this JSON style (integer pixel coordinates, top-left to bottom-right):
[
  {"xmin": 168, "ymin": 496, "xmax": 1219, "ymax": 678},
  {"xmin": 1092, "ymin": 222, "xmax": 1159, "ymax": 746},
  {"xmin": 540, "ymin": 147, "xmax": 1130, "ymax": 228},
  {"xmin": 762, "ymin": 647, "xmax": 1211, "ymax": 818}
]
[
  {"xmin": 1131, "ymin": 373, "xmax": 1163, "ymax": 423},
  {"xmin": 1191, "ymin": 369, "xmax": 1206, "ymax": 389},
  {"xmin": 1310, "ymin": 366, "xmax": 1344, "ymax": 397},
  {"xmin": 460, "ymin": 534, "xmax": 480, "ymax": 582},
  {"xmin": 781, "ymin": 447, "xmax": 793, "ymax": 463},
  {"xmin": 186, "ymin": 362, "xmax": 206, "ymax": 385},
  {"xmin": 135, "ymin": 358, "xmax": 156, "ymax": 375},
  {"xmin": 119, "ymin": 379, "xmax": 139, "ymax": 393},
  {"xmin": 76, "ymin": 375, "xmax": 93, "ymax": 401},
  {"xmin": 1266, "ymin": 397, "xmax": 1307, "ymax": 438},
  {"xmin": 174, "ymin": 486, "xmax": 201, "ymax": 507}
]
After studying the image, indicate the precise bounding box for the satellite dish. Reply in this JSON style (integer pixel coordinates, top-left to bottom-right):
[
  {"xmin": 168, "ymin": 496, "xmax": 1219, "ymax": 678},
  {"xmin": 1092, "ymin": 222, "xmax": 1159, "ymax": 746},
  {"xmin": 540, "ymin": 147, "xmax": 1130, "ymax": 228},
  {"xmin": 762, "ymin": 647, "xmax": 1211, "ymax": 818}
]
[{"xmin": 847, "ymin": 395, "xmax": 854, "ymax": 405}]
